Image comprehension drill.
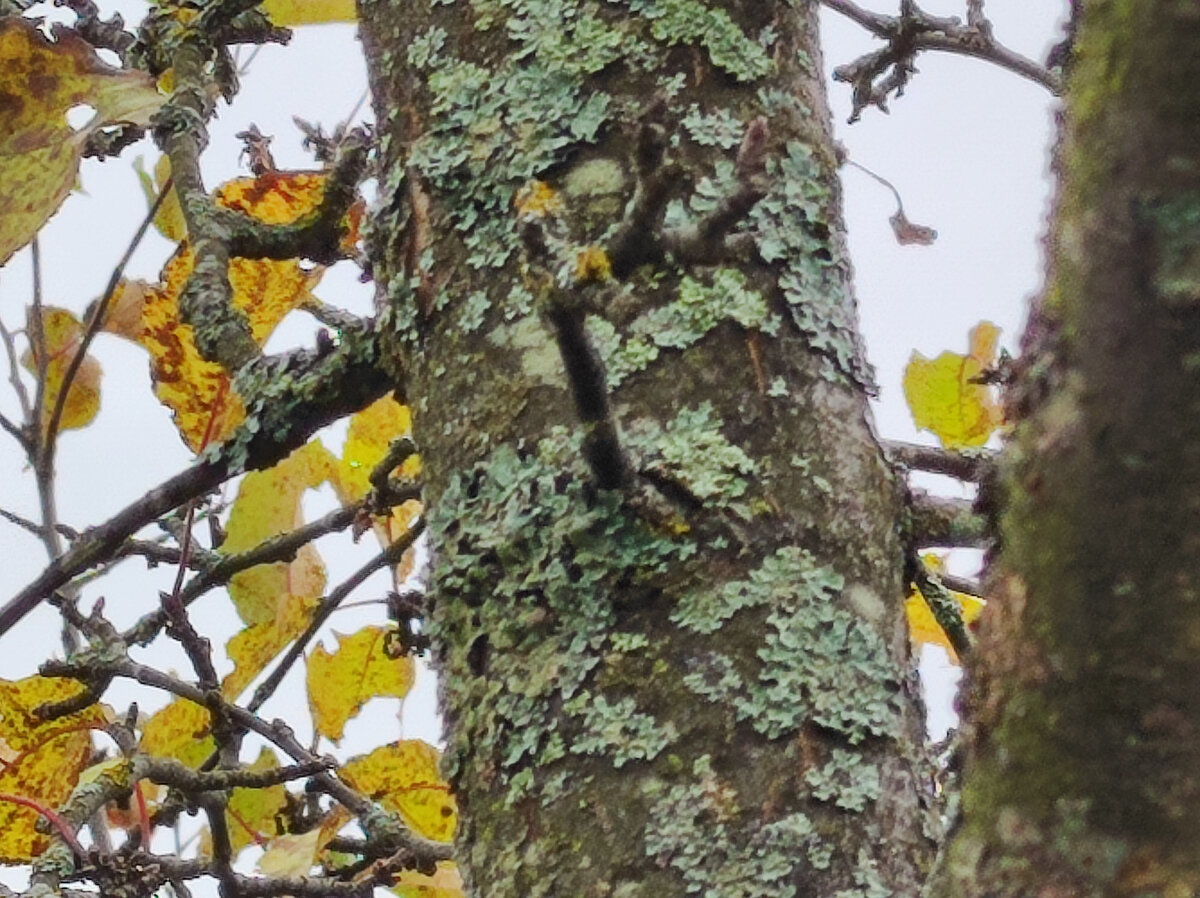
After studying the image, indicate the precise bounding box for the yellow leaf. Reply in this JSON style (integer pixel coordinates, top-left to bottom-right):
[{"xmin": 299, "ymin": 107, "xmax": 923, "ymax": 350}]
[
  {"xmin": 225, "ymin": 747, "xmax": 288, "ymax": 854},
  {"xmin": 140, "ymin": 699, "xmax": 214, "ymax": 768},
  {"xmin": 0, "ymin": 676, "xmax": 107, "ymax": 864},
  {"xmin": 134, "ymin": 154, "xmax": 186, "ymax": 242},
  {"xmin": 218, "ymin": 441, "xmax": 337, "ymax": 697},
  {"xmin": 222, "ymin": 441, "xmax": 337, "ymax": 625},
  {"xmin": 0, "ymin": 138, "xmax": 81, "ymax": 268},
  {"xmin": 335, "ymin": 395, "xmax": 414, "ymax": 504},
  {"xmin": 393, "ymin": 862, "xmax": 465, "ymax": 898},
  {"xmin": 21, "ymin": 306, "xmax": 102, "ymax": 435},
  {"xmin": 904, "ymin": 554, "xmax": 986, "ymax": 663},
  {"xmin": 260, "ymin": 0, "xmax": 357, "ymax": 26},
  {"xmin": 334, "ymin": 395, "xmax": 421, "ymax": 577},
  {"xmin": 100, "ymin": 171, "xmax": 361, "ymax": 450},
  {"xmin": 342, "ymin": 741, "xmax": 456, "ymax": 843},
  {"xmin": 902, "ymin": 321, "xmax": 1002, "ymax": 449},
  {"xmin": 259, "ymin": 829, "xmax": 324, "ymax": 877},
  {"xmin": 221, "ymin": 593, "xmax": 318, "ymax": 699},
  {"xmin": 307, "ymin": 627, "xmax": 415, "ymax": 743},
  {"xmin": 0, "ymin": 18, "xmax": 164, "ymax": 265}
]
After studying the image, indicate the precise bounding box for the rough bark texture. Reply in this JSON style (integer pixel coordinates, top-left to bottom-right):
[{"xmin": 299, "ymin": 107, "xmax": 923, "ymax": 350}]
[
  {"xmin": 359, "ymin": 1, "xmax": 935, "ymax": 894},
  {"xmin": 931, "ymin": 1, "xmax": 1200, "ymax": 894}
]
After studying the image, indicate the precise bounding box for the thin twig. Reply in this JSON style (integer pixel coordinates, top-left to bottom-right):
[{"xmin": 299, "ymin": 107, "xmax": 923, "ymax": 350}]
[{"xmin": 45, "ymin": 181, "xmax": 169, "ymax": 450}]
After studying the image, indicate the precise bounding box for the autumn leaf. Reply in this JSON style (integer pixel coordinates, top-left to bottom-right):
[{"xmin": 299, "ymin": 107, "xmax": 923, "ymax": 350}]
[
  {"xmin": 0, "ymin": 17, "xmax": 164, "ymax": 265},
  {"xmin": 903, "ymin": 321, "xmax": 1003, "ymax": 449},
  {"xmin": 134, "ymin": 154, "xmax": 186, "ymax": 242},
  {"xmin": 0, "ymin": 676, "xmax": 108, "ymax": 863},
  {"xmin": 341, "ymin": 741, "xmax": 456, "ymax": 843},
  {"xmin": 334, "ymin": 395, "xmax": 422, "ymax": 576},
  {"xmin": 260, "ymin": 0, "xmax": 357, "ymax": 26},
  {"xmin": 219, "ymin": 441, "xmax": 337, "ymax": 697},
  {"xmin": 102, "ymin": 171, "xmax": 362, "ymax": 450},
  {"xmin": 307, "ymin": 626, "xmax": 415, "ymax": 743},
  {"xmin": 20, "ymin": 306, "xmax": 102, "ymax": 435},
  {"xmin": 139, "ymin": 698, "xmax": 215, "ymax": 768},
  {"xmin": 393, "ymin": 862, "xmax": 465, "ymax": 898},
  {"xmin": 905, "ymin": 587, "xmax": 985, "ymax": 663},
  {"xmin": 222, "ymin": 748, "xmax": 289, "ymax": 854}
]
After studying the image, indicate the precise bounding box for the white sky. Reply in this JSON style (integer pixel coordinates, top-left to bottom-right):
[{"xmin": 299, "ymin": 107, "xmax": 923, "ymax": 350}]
[{"xmin": 0, "ymin": 0, "xmax": 1066, "ymax": 875}]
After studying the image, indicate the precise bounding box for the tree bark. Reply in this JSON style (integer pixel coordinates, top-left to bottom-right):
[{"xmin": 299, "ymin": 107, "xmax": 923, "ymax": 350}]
[
  {"xmin": 931, "ymin": 2, "xmax": 1200, "ymax": 894},
  {"xmin": 359, "ymin": 1, "xmax": 935, "ymax": 894}
]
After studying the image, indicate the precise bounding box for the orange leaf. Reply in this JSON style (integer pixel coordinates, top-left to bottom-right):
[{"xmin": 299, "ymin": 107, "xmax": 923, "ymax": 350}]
[
  {"xmin": 101, "ymin": 171, "xmax": 361, "ymax": 450},
  {"xmin": 393, "ymin": 862, "xmax": 465, "ymax": 898},
  {"xmin": 341, "ymin": 741, "xmax": 456, "ymax": 843},
  {"xmin": 20, "ymin": 305, "xmax": 102, "ymax": 435},
  {"xmin": 0, "ymin": 18, "xmax": 163, "ymax": 264},
  {"xmin": 902, "ymin": 322, "xmax": 1003, "ymax": 449},
  {"xmin": 307, "ymin": 626, "xmax": 415, "ymax": 743}
]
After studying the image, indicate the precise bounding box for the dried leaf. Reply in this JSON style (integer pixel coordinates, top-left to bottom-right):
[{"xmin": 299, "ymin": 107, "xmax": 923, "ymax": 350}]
[
  {"xmin": 341, "ymin": 741, "xmax": 456, "ymax": 843},
  {"xmin": 307, "ymin": 626, "xmax": 415, "ymax": 743},
  {"xmin": 393, "ymin": 862, "xmax": 465, "ymax": 898},
  {"xmin": 889, "ymin": 208, "xmax": 938, "ymax": 246},
  {"xmin": 902, "ymin": 322, "xmax": 1003, "ymax": 448}
]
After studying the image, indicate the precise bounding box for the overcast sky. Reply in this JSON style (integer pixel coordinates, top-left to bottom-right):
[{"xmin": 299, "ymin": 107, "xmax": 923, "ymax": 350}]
[{"xmin": 0, "ymin": 0, "xmax": 1067, "ymax": 872}]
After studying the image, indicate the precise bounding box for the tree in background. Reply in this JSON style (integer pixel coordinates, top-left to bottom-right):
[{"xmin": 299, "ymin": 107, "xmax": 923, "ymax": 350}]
[{"xmin": 0, "ymin": 1, "xmax": 1195, "ymax": 897}]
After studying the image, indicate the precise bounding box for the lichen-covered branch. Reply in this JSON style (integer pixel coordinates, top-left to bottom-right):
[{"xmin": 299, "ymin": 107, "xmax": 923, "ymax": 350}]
[{"xmin": 907, "ymin": 490, "xmax": 988, "ymax": 548}]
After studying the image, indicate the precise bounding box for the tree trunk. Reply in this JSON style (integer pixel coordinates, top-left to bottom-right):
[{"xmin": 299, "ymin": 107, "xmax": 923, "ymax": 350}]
[
  {"xmin": 931, "ymin": 2, "xmax": 1200, "ymax": 894},
  {"xmin": 359, "ymin": 1, "xmax": 934, "ymax": 894}
]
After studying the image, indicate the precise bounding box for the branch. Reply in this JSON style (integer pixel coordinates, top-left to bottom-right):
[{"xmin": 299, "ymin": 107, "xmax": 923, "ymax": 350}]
[
  {"xmin": 246, "ymin": 519, "xmax": 425, "ymax": 713},
  {"xmin": 907, "ymin": 490, "xmax": 988, "ymax": 548},
  {"xmin": 822, "ymin": 0, "xmax": 1061, "ymax": 122},
  {"xmin": 0, "ymin": 323, "xmax": 394, "ymax": 638},
  {"xmin": 883, "ymin": 439, "xmax": 995, "ymax": 481},
  {"xmin": 911, "ymin": 557, "xmax": 974, "ymax": 660}
]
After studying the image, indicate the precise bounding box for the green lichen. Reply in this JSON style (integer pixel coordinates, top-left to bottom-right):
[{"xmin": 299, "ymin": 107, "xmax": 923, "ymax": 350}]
[
  {"xmin": 834, "ymin": 849, "xmax": 890, "ymax": 898},
  {"xmin": 590, "ymin": 268, "xmax": 779, "ymax": 388},
  {"xmin": 461, "ymin": 289, "xmax": 491, "ymax": 331},
  {"xmin": 628, "ymin": 0, "xmax": 772, "ymax": 82},
  {"xmin": 1140, "ymin": 191, "xmax": 1200, "ymax": 305},
  {"xmin": 681, "ymin": 104, "xmax": 745, "ymax": 149},
  {"xmin": 406, "ymin": 25, "xmax": 446, "ymax": 67},
  {"xmin": 428, "ymin": 436, "xmax": 695, "ymax": 797},
  {"xmin": 410, "ymin": 0, "xmax": 618, "ymax": 272},
  {"xmin": 673, "ymin": 548, "xmax": 901, "ymax": 743},
  {"xmin": 804, "ymin": 748, "xmax": 882, "ymax": 813},
  {"xmin": 644, "ymin": 756, "xmax": 824, "ymax": 897},
  {"xmin": 563, "ymin": 694, "xmax": 677, "ymax": 766},
  {"xmin": 751, "ymin": 141, "xmax": 874, "ymax": 388},
  {"xmin": 624, "ymin": 402, "xmax": 757, "ymax": 509}
]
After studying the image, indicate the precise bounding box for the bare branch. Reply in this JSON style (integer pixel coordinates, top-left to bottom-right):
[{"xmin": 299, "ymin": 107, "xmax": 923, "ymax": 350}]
[
  {"xmin": 883, "ymin": 439, "xmax": 995, "ymax": 481},
  {"xmin": 822, "ymin": 0, "xmax": 1061, "ymax": 122}
]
